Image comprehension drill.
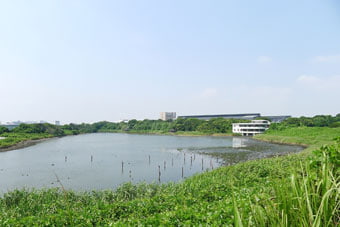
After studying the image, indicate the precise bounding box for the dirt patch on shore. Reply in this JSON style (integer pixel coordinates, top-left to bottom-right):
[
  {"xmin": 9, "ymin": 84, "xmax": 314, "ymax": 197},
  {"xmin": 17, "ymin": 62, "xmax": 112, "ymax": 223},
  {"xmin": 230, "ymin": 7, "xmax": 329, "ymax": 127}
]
[{"xmin": 0, "ymin": 138, "xmax": 51, "ymax": 152}]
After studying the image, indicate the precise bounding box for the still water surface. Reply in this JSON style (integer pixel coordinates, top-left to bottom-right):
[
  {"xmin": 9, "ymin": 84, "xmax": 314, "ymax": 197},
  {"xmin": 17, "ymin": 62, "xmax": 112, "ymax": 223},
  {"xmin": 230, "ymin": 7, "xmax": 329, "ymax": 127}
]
[{"xmin": 0, "ymin": 133, "xmax": 302, "ymax": 192}]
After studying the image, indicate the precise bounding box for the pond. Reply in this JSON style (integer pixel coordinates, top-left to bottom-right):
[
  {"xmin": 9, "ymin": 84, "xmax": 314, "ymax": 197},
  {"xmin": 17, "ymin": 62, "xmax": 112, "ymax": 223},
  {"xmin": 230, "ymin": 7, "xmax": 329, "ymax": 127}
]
[{"xmin": 0, "ymin": 133, "xmax": 303, "ymax": 192}]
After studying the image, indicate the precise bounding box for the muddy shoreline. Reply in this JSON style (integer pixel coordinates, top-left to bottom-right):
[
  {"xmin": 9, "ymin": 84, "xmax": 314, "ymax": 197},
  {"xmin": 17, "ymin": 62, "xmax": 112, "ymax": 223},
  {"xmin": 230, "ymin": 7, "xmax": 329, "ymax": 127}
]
[{"xmin": 0, "ymin": 138, "xmax": 52, "ymax": 152}]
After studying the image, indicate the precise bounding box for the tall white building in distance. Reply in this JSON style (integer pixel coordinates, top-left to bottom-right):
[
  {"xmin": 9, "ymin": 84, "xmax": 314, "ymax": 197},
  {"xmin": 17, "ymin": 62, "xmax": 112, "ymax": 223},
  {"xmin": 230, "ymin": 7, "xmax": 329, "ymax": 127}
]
[
  {"xmin": 55, "ymin": 121, "xmax": 60, "ymax": 126},
  {"xmin": 160, "ymin": 112, "xmax": 176, "ymax": 121}
]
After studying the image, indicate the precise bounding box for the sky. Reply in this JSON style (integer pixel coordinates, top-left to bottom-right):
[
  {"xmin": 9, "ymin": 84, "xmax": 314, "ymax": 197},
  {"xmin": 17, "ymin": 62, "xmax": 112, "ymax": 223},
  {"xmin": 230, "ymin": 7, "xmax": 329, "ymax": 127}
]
[{"xmin": 0, "ymin": 0, "xmax": 339, "ymax": 124}]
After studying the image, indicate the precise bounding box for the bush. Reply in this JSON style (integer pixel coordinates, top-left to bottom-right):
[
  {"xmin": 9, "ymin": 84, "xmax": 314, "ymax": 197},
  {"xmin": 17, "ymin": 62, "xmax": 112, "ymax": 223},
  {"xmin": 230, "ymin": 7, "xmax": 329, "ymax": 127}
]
[{"xmin": 0, "ymin": 126, "xmax": 9, "ymax": 134}]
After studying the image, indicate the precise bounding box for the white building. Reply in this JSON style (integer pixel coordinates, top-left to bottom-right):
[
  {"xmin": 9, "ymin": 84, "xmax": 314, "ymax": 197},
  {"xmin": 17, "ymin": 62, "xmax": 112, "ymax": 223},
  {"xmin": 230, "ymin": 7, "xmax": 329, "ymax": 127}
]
[
  {"xmin": 232, "ymin": 120, "xmax": 270, "ymax": 136},
  {"xmin": 160, "ymin": 112, "xmax": 176, "ymax": 121}
]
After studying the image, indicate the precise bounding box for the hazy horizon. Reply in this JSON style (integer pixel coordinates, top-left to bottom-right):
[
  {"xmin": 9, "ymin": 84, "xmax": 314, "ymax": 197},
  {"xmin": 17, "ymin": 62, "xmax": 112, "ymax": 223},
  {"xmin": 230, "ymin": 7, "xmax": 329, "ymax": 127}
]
[
  {"xmin": 1, "ymin": 1, "xmax": 339, "ymax": 124},
  {"xmin": 1, "ymin": 111, "xmax": 340, "ymax": 126}
]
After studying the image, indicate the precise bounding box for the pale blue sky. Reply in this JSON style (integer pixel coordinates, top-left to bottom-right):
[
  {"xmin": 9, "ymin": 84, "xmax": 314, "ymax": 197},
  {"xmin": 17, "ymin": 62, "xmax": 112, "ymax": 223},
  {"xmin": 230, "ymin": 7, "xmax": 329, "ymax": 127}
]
[{"xmin": 0, "ymin": 0, "xmax": 339, "ymax": 123}]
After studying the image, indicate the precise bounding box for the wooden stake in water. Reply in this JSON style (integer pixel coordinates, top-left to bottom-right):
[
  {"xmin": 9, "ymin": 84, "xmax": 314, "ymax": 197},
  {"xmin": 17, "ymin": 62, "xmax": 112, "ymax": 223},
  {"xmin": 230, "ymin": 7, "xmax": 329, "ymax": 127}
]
[
  {"xmin": 148, "ymin": 155, "xmax": 151, "ymax": 165},
  {"xmin": 184, "ymin": 153, "xmax": 186, "ymax": 165},
  {"xmin": 158, "ymin": 165, "xmax": 161, "ymax": 183},
  {"xmin": 121, "ymin": 161, "xmax": 124, "ymax": 174},
  {"xmin": 91, "ymin": 155, "xmax": 93, "ymax": 162},
  {"xmin": 164, "ymin": 161, "xmax": 166, "ymax": 170},
  {"xmin": 190, "ymin": 156, "xmax": 193, "ymax": 167},
  {"xmin": 65, "ymin": 156, "xmax": 67, "ymax": 162},
  {"xmin": 182, "ymin": 166, "xmax": 184, "ymax": 178},
  {"xmin": 129, "ymin": 170, "xmax": 132, "ymax": 179},
  {"xmin": 201, "ymin": 158, "xmax": 204, "ymax": 171}
]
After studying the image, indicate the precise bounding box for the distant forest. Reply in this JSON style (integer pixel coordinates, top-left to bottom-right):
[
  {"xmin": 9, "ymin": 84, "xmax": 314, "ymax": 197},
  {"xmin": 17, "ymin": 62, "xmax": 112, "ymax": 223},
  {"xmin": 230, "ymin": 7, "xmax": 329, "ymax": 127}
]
[{"xmin": 1, "ymin": 114, "xmax": 340, "ymax": 137}]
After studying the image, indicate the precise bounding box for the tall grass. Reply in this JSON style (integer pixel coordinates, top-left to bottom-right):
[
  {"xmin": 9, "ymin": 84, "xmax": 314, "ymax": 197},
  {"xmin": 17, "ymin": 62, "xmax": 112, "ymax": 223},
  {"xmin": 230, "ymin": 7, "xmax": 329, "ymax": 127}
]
[{"xmin": 236, "ymin": 139, "xmax": 340, "ymax": 226}]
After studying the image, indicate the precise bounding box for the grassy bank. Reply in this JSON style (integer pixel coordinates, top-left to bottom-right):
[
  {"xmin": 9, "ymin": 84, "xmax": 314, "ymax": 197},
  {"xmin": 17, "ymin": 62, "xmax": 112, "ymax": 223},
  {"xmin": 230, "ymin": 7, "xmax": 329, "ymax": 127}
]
[
  {"xmin": 255, "ymin": 127, "xmax": 340, "ymax": 150},
  {"xmin": 0, "ymin": 127, "xmax": 339, "ymax": 225},
  {"xmin": 0, "ymin": 133, "xmax": 53, "ymax": 150},
  {"xmin": 0, "ymin": 124, "xmax": 64, "ymax": 150}
]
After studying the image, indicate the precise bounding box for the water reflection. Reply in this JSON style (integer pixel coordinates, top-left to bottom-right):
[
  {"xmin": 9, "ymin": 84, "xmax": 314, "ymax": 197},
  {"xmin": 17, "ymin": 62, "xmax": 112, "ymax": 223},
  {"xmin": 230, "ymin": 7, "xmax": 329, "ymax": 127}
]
[{"xmin": 232, "ymin": 137, "xmax": 246, "ymax": 148}]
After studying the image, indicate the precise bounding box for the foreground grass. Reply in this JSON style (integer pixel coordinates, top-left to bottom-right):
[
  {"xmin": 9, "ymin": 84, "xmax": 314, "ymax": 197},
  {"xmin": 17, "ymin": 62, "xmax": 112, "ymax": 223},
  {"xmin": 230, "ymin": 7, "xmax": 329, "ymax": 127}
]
[{"xmin": 0, "ymin": 127, "xmax": 339, "ymax": 226}]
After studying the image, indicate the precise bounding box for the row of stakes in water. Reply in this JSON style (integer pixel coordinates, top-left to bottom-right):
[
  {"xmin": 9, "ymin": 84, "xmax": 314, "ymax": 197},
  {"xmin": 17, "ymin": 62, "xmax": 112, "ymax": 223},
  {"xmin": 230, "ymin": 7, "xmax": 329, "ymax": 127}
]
[
  {"xmin": 61, "ymin": 153, "xmax": 217, "ymax": 183},
  {"xmin": 123, "ymin": 154, "xmax": 217, "ymax": 183}
]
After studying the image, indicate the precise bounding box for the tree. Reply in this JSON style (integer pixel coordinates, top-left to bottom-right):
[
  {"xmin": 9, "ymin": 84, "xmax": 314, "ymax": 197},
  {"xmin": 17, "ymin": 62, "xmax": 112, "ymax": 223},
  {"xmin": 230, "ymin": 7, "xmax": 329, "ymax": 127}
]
[{"xmin": 0, "ymin": 126, "xmax": 9, "ymax": 134}]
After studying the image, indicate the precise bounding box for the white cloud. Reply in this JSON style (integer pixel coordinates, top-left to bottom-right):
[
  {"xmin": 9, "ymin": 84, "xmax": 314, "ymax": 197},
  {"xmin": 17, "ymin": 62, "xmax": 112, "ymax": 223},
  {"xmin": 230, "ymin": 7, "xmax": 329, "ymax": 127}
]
[
  {"xmin": 296, "ymin": 75, "xmax": 320, "ymax": 84},
  {"xmin": 314, "ymin": 55, "xmax": 340, "ymax": 63},
  {"xmin": 257, "ymin": 56, "xmax": 272, "ymax": 63},
  {"xmin": 200, "ymin": 88, "xmax": 218, "ymax": 98},
  {"xmin": 296, "ymin": 75, "xmax": 340, "ymax": 90}
]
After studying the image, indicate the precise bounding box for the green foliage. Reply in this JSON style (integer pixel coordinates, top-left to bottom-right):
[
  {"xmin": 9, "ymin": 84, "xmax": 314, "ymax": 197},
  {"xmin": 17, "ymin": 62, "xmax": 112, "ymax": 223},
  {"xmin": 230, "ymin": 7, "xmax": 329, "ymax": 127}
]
[
  {"xmin": 0, "ymin": 126, "xmax": 9, "ymax": 134},
  {"xmin": 0, "ymin": 123, "xmax": 65, "ymax": 149},
  {"xmin": 60, "ymin": 118, "xmax": 247, "ymax": 135},
  {"xmin": 13, "ymin": 123, "xmax": 64, "ymax": 136},
  {"xmin": 239, "ymin": 139, "xmax": 340, "ymax": 226},
  {"xmin": 56, "ymin": 114, "xmax": 340, "ymax": 136},
  {"xmin": 276, "ymin": 114, "xmax": 340, "ymax": 129},
  {"xmin": 257, "ymin": 127, "xmax": 340, "ymax": 148},
  {"xmin": 329, "ymin": 121, "xmax": 340, "ymax": 128},
  {"xmin": 0, "ymin": 133, "xmax": 53, "ymax": 149},
  {"xmin": 310, "ymin": 137, "xmax": 340, "ymax": 174}
]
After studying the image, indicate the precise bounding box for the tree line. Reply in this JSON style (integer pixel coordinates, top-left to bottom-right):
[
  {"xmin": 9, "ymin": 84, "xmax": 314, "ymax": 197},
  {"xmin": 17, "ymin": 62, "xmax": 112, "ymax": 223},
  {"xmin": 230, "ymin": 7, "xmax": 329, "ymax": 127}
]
[
  {"xmin": 1, "ymin": 114, "xmax": 339, "ymax": 136},
  {"xmin": 269, "ymin": 114, "xmax": 340, "ymax": 130},
  {"xmin": 60, "ymin": 118, "xmax": 249, "ymax": 135}
]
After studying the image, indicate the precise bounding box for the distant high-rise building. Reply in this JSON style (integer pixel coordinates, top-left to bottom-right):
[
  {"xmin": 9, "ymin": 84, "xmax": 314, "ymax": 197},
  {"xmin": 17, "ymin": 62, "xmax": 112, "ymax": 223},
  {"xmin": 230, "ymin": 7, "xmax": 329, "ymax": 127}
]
[
  {"xmin": 55, "ymin": 121, "xmax": 60, "ymax": 126},
  {"xmin": 160, "ymin": 112, "xmax": 176, "ymax": 121}
]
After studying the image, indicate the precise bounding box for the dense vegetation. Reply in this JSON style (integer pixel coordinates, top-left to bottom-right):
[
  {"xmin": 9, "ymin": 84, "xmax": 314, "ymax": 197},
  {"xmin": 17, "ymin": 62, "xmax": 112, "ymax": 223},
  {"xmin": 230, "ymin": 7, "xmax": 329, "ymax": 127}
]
[
  {"xmin": 59, "ymin": 118, "xmax": 249, "ymax": 135},
  {"xmin": 0, "ymin": 124, "xmax": 64, "ymax": 149},
  {"xmin": 270, "ymin": 114, "xmax": 340, "ymax": 130},
  {"xmin": 0, "ymin": 133, "xmax": 53, "ymax": 149},
  {"xmin": 0, "ymin": 127, "xmax": 339, "ymax": 225},
  {"xmin": 0, "ymin": 126, "xmax": 9, "ymax": 134}
]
